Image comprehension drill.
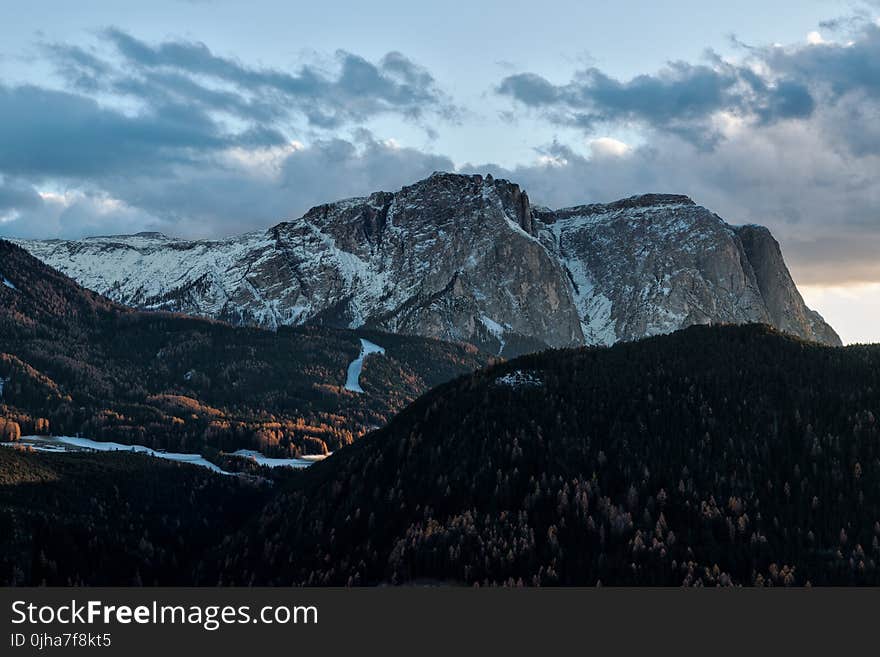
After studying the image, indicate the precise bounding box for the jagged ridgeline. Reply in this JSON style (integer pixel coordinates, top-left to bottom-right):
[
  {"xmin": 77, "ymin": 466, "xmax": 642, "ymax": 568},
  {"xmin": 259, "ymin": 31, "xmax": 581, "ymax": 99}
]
[
  {"xmin": 0, "ymin": 241, "xmax": 488, "ymax": 456},
  {"xmin": 15, "ymin": 173, "xmax": 840, "ymax": 356}
]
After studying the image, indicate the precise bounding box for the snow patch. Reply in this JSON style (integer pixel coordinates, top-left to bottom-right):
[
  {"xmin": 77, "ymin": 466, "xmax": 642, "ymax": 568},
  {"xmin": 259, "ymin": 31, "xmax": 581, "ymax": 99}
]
[
  {"xmin": 551, "ymin": 243, "xmax": 616, "ymax": 346},
  {"xmin": 4, "ymin": 435, "xmax": 327, "ymax": 474},
  {"xmin": 495, "ymin": 370, "xmax": 543, "ymax": 388},
  {"xmin": 13, "ymin": 230, "xmax": 275, "ymax": 319},
  {"xmin": 2, "ymin": 442, "xmax": 68, "ymax": 453},
  {"xmin": 344, "ymin": 338, "xmax": 386, "ymax": 393},
  {"xmin": 4, "ymin": 435, "xmax": 233, "ymax": 474},
  {"xmin": 230, "ymin": 449, "xmax": 318, "ymax": 469},
  {"xmin": 479, "ymin": 314, "xmax": 509, "ymax": 355},
  {"xmin": 2, "ymin": 276, "xmax": 16, "ymax": 291}
]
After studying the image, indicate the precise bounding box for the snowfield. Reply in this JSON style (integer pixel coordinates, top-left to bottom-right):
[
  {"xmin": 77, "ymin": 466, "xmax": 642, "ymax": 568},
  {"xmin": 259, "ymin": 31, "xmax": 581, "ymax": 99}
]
[
  {"xmin": 230, "ymin": 449, "xmax": 320, "ymax": 469},
  {"xmin": 34, "ymin": 436, "xmax": 230, "ymax": 473},
  {"xmin": 1, "ymin": 436, "xmax": 323, "ymax": 474},
  {"xmin": 344, "ymin": 338, "xmax": 386, "ymax": 393}
]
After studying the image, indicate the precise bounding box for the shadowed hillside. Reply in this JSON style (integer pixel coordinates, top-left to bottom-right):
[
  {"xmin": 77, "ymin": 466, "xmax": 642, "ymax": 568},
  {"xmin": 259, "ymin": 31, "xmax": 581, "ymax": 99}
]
[
  {"xmin": 221, "ymin": 324, "xmax": 880, "ymax": 586},
  {"xmin": 0, "ymin": 446, "xmax": 267, "ymax": 585},
  {"xmin": 0, "ymin": 240, "xmax": 489, "ymax": 457}
]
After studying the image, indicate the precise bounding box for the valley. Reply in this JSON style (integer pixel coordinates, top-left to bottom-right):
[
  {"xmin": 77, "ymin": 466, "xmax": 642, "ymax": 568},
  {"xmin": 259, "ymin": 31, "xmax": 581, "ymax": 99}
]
[
  {"xmin": 0, "ymin": 240, "xmax": 488, "ymax": 458},
  {"xmin": 0, "ymin": 174, "xmax": 871, "ymax": 588}
]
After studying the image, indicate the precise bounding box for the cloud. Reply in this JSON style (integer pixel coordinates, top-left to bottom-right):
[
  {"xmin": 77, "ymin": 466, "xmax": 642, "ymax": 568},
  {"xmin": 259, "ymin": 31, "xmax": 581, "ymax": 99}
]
[
  {"xmin": 0, "ymin": 84, "xmax": 234, "ymax": 179},
  {"xmin": 588, "ymin": 137, "xmax": 632, "ymax": 158},
  {"xmin": 497, "ymin": 57, "xmax": 815, "ymax": 146},
  {"xmin": 0, "ymin": 29, "xmax": 458, "ymax": 238},
  {"xmin": 0, "ymin": 29, "xmax": 457, "ymax": 185},
  {"xmin": 0, "ymin": 131, "xmax": 455, "ymax": 239},
  {"xmin": 0, "ymin": 181, "xmax": 161, "ymax": 239},
  {"xmin": 761, "ymin": 23, "xmax": 880, "ymax": 103},
  {"xmin": 0, "ymin": 177, "xmax": 43, "ymax": 217},
  {"xmin": 497, "ymin": 24, "xmax": 880, "ymax": 148},
  {"xmin": 51, "ymin": 29, "xmax": 456, "ymax": 129}
]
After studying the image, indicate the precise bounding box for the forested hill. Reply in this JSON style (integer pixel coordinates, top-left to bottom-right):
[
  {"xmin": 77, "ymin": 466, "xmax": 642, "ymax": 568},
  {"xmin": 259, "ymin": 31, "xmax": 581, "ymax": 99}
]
[
  {"xmin": 0, "ymin": 240, "xmax": 489, "ymax": 456},
  {"xmin": 0, "ymin": 446, "xmax": 267, "ymax": 585},
  {"xmin": 223, "ymin": 324, "xmax": 880, "ymax": 586}
]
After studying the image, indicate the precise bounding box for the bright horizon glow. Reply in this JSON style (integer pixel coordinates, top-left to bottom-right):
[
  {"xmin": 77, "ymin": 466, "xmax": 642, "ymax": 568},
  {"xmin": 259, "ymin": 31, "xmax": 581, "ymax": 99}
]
[{"xmin": 800, "ymin": 283, "xmax": 880, "ymax": 346}]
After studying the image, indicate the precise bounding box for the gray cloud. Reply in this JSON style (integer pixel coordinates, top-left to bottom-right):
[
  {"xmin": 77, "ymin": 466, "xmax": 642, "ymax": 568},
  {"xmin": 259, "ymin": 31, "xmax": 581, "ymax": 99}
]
[
  {"xmin": 497, "ymin": 58, "xmax": 814, "ymax": 145},
  {"xmin": 0, "ymin": 177, "xmax": 43, "ymax": 214},
  {"xmin": 52, "ymin": 29, "xmax": 456, "ymax": 129},
  {"xmin": 497, "ymin": 25, "xmax": 880, "ymax": 147},
  {"xmin": 0, "ymin": 178, "xmax": 161, "ymax": 240},
  {"xmin": 0, "ymin": 132, "xmax": 454, "ymax": 239},
  {"xmin": 761, "ymin": 23, "xmax": 880, "ymax": 102},
  {"xmin": 0, "ymin": 84, "xmax": 234, "ymax": 178},
  {"xmin": 0, "ymin": 29, "xmax": 457, "ymax": 237}
]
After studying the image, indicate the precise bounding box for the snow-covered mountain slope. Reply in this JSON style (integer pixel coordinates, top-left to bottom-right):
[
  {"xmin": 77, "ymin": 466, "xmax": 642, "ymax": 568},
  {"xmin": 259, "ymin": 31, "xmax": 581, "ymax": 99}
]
[{"xmin": 13, "ymin": 173, "xmax": 841, "ymax": 352}]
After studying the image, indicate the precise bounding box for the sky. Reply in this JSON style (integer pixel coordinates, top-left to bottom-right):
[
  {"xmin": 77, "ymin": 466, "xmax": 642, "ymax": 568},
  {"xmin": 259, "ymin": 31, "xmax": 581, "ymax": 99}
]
[{"xmin": 0, "ymin": 0, "xmax": 878, "ymax": 343}]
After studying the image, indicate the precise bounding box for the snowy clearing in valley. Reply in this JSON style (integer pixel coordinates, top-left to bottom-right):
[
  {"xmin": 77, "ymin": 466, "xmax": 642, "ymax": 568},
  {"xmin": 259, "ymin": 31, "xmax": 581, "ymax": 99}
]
[
  {"xmin": 1, "ymin": 436, "xmax": 322, "ymax": 474},
  {"xmin": 4, "ymin": 436, "xmax": 232, "ymax": 474},
  {"xmin": 231, "ymin": 449, "xmax": 325, "ymax": 469}
]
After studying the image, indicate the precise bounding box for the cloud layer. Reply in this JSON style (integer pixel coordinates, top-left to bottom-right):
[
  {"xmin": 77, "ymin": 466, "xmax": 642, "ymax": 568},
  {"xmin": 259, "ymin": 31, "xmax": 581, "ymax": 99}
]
[
  {"xmin": 0, "ymin": 29, "xmax": 456, "ymax": 237},
  {"xmin": 0, "ymin": 20, "xmax": 878, "ymax": 291},
  {"xmin": 498, "ymin": 59, "xmax": 814, "ymax": 146}
]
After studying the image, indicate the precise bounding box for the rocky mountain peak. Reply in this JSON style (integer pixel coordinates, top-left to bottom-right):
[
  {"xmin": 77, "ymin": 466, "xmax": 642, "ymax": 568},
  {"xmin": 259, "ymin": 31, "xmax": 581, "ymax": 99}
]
[
  {"xmin": 12, "ymin": 173, "xmax": 841, "ymax": 352},
  {"xmin": 395, "ymin": 171, "xmax": 534, "ymax": 233}
]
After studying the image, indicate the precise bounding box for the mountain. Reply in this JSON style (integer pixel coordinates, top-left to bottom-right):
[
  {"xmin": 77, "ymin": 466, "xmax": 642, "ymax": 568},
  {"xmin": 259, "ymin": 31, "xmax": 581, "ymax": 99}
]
[
  {"xmin": 534, "ymin": 195, "xmax": 839, "ymax": 346},
  {"xmin": 13, "ymin": 173, "xmax": 841, "ymax": 354},
  {"xmin": 221, "ymin": 325, "xmax": 880, "ymax": 586},
  {"xmin": 0, "ymin": 240, "xmax": 488, "ymax": 456}
]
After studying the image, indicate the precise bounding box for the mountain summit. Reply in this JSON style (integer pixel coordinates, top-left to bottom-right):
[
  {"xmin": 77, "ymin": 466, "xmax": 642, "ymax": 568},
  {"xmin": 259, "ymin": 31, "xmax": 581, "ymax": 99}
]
[{"xmin": 14, "ymin": 173, "xmax": 840, "ymax": 353}]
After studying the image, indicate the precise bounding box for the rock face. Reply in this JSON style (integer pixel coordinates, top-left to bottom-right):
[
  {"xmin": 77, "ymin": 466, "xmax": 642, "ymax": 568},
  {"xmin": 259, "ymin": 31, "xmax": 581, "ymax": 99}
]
[
  {"xmin": 735, "ymin": 225, "xmax": 842, "ymax": 347},
  {"xmin": 13, "ymin": 173, "xmax": 841, "ymax": 353},
  {"xmin": 533, "ymin": 194, "xmax": 841, "ymax": 346}
]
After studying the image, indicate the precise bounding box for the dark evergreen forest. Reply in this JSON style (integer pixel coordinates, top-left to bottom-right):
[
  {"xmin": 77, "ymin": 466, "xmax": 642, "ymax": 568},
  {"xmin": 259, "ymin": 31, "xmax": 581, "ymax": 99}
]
[{"xmin": 223, "ymin": 324, "xmax": 880, "ymax": 586}]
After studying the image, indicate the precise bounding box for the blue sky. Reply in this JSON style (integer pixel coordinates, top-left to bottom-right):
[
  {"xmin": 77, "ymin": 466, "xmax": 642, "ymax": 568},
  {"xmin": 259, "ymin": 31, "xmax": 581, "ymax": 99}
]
[{"xmin": 0, "ymin": 0, "xmax": 878, "ymax": 342}]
